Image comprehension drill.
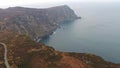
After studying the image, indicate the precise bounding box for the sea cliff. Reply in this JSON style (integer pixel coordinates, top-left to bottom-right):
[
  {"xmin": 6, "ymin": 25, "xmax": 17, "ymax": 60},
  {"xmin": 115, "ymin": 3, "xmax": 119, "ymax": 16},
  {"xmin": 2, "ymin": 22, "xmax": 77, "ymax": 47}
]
[
  {"xmin": 0, "ymin": 5, "xmax": 79, "ymax": 40},
  {"xmin": 0, "ymin": 5, "xmax": 119, "ymax": 68}
]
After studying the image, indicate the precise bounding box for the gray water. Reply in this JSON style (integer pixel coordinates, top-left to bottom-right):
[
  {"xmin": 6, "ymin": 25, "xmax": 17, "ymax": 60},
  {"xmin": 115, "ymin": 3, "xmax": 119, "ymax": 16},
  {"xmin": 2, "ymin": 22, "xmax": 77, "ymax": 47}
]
[{"xmin": 41, "ymin": 2, "xmax": 120, "ymax": 63}]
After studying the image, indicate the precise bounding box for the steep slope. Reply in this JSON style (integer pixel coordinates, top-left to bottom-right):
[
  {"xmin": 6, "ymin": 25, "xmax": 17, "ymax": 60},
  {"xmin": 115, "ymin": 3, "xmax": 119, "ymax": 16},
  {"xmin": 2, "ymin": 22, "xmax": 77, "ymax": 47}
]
[
  {"xmin": 0, "ymin": 30, "xmax": 119, "ymax": 68},
  {"xmin": 0, "ymin": 5, "xmax": 79, "ymax": 40},
  {"xmin": 0, "ymin": 5, "xmax": 119, "ymax": 68}
]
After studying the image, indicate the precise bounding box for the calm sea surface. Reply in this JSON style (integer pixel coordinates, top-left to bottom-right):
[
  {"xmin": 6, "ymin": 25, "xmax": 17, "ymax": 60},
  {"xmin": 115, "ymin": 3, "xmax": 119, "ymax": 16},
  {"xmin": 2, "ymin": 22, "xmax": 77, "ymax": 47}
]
[{"xmin": 41, "ymin": 2, "xmax": 120, "ymax": 63}]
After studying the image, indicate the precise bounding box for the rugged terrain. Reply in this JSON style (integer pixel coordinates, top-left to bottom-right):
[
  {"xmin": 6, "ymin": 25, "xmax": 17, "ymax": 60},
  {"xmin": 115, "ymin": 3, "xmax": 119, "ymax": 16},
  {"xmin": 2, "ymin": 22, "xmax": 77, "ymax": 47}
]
[
  {"xmin": 0, "ymin": 30, "xmax": 119, "ymax": 68},
  {"xmin": 0, "ymin": 5, "xmax": 79, "ymax": 40},
  {"xmin": 0, "ymin": 5, "xmax": 119, "ymax": 68}
]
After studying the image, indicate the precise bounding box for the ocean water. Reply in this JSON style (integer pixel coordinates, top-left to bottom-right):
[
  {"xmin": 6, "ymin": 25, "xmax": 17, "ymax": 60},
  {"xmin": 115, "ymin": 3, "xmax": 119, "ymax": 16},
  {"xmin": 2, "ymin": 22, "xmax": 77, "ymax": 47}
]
[{"xmin": 41, "ymin": 2, "xmax": 120, "ymax": 63}]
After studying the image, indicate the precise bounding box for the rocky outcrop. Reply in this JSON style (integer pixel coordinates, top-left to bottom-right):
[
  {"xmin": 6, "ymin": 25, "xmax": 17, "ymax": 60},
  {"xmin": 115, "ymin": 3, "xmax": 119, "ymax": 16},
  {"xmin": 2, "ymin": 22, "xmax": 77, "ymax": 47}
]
[
  {"xmin": 0, "ymin": 30, "xmax": 119, "ymax": 68},
  {"xmin": 0, "ymin": 5, "xmax": 119, "ymax": 68},
  {"xmin": 0, "ymin": 5, "xmax": 79, "ymax": 40}
]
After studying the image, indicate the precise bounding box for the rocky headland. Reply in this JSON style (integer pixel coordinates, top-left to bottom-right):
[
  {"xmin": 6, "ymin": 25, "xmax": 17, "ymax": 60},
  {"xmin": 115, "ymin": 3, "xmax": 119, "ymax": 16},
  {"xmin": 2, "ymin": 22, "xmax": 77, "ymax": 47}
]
[
  {"xmin": 0, "ymin": 5, "xmax": 119, "ymax": 68},
  {"xmin": 0, "ymin": 5, "xmax": 79, "ymax": 40}
]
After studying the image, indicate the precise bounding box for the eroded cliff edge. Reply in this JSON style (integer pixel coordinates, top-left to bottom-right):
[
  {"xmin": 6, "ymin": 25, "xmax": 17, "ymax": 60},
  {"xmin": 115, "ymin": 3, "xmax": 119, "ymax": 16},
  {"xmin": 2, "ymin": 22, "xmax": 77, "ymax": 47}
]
[{"xmin": 0, "ymin": 5, "xmax": 79, "ymax": 40}]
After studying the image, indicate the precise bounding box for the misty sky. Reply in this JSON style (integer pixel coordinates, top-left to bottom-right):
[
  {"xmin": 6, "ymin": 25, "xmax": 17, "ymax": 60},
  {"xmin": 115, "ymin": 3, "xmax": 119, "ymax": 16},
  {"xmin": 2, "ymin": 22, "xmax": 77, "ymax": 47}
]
[{"xmin": 0, "ymin": 0, "xmax": 120, "ymax": 8}]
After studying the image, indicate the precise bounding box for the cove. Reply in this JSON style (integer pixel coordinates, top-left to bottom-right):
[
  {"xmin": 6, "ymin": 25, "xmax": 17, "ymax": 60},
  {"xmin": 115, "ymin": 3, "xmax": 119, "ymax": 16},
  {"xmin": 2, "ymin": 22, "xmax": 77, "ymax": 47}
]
[{"xmin": 40, "ymin": 2, "xmax": 120, "ymax": 63}]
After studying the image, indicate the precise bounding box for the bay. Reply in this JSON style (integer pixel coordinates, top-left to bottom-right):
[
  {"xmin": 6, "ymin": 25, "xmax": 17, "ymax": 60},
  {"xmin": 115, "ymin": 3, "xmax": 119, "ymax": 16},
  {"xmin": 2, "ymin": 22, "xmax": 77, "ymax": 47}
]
[{"xmin": 41, "ymin": 2, "xmax": 120, "ymax": 63}]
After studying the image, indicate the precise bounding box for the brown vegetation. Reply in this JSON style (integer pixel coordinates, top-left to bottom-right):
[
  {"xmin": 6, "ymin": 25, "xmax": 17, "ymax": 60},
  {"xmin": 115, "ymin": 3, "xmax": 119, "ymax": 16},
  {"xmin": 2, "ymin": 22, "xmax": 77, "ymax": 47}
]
[
  {"xmin": 0, "ymin": 31, "xmax": 119, "ymax": 68},
  {"xmin": 0, "ymin": 6, "xmax": 119, "ymax": 68}
]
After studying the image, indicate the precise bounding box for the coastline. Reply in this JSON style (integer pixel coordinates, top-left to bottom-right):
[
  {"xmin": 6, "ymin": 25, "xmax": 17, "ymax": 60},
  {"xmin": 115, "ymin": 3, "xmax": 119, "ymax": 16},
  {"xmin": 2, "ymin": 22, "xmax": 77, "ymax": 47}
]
[{"xmin": 37, "ymin": 17, "xmax": 81, "ymax": 42}]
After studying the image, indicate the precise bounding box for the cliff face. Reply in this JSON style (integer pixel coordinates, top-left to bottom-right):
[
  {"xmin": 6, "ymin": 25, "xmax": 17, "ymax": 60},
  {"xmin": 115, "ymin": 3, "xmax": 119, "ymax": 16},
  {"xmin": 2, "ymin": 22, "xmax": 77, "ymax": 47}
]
[
  {"xmin": 0, "ymin": 5, "xmax": 119, "ymax": 68},
  {"xmin": 0, "ymin": 5, "xmax": 79, "ymax": 40},
  {"xmin": 0, "ymin": 30, "xmax": 119, "ymax": 68}
]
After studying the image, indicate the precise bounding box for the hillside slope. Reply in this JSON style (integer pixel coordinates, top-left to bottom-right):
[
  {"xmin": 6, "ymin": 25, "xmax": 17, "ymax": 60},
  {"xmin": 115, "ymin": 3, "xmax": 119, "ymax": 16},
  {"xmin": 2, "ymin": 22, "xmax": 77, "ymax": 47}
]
[
  {"xmin": 0, "ymin": 5, "xmax": 119, "ymax": 68},
  {"xmin": 0, "ymin": 5, "xmax": 79, "ymax": 40},
  {"xmin": 0, "ymin": 30, "xmax": 119, "ymax": 68}
]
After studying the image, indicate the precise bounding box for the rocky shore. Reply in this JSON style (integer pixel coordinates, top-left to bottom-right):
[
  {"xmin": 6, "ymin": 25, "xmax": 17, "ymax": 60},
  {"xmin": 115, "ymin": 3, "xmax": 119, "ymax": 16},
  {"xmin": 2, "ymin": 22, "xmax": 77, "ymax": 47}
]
[
  {"xmin": 0, "ymin": 5, "xmax": 119, "ymax": 68},
  {"xmin": 0, "ymin": 5, "xmax": 80, "ymax": 40}
]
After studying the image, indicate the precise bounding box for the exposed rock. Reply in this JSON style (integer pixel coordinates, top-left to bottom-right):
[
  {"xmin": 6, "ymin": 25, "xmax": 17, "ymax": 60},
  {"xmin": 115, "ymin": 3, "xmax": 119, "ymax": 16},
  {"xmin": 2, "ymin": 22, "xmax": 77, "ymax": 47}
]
[
  {"xmin": 0, "ymin": 5, "xmax": 119, "ymax": 68},
  {"xmin": 0, "ymin": 5, "xmax": 79, "ymax": 40}
]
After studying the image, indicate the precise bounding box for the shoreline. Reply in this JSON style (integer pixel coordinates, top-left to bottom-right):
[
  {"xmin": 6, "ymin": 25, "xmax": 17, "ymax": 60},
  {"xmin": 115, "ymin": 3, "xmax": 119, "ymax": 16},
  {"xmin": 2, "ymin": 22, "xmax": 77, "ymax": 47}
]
[{"xmin": 37, "ymin": 17, "xmax": 81, "ymax": 42}]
